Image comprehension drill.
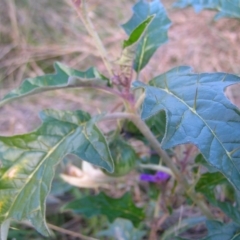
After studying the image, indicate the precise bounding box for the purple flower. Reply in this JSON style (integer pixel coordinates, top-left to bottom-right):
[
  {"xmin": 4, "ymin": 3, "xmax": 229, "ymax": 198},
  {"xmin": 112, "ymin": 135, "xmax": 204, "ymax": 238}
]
[{"xmin": 140, "ymin": 171, "xmax": 170, "ymax": 183}]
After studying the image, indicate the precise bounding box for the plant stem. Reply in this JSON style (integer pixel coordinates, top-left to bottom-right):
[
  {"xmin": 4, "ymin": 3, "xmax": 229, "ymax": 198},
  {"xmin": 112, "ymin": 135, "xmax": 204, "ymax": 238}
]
[
  {"xmin": 139, "ymin": 164, "xmax": 173, "ymax": 176},
  {"xmin": 75, "ymin": 0, "xmax": 114, "ymax": 77},
  {"xmin": 101, "ymin": 112, "xmax": 214, "ymax": 219},
  {"xmin": 130, "ymin": 115, "xmax": 215, "ymax": 220}
]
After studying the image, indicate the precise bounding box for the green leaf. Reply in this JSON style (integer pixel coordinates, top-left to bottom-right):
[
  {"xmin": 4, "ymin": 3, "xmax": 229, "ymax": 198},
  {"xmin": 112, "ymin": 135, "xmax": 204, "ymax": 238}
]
[
  {"xmin": 133, "ymin": 66, "xmax": 240, "ymax": 191},
  {"xmin": 195, "ymin": 172, "xmax": 227, "ymax": 200},
  {"xmin": 118, "ymin": 15, "xmax": 154, "ymax": 67},
  {"xmin": 195, "ymin": 172, "xmax": 240, "ymax": 226},
  {"xmin": 195, "ymin": 154, "xmax": 218, "ymax": 173},
  {"xmin": 97, "ymin": 218, "xmax": 146, "ymax": 240},
  {"xmin": 103, "ymin": 136, "xmax": 137, "ymax": 177},
  {"xmin": 161, "ymin": 216, "xmax": 207, "ymax": 240},
  {"xmin": 0, "ymin": 62, "xmax": 109, "ymax": 107},
  {"xmin": 0, "ymin": 109, "xmax": 113, "ymax": 236},
  {"xmin": 124, "ymin": 111, "xmax": 166, "ymax": 143},
  {"xmin": 201, "ymin": 220, "xmax": 240, "ymax": 240},
  {"xmin": 174, "ymin": 0, "xmax": 240, "ymax": 20},
  {"xmin": 62, "ymin": 192, "xmax": 145, "ymax": 227},
  {"xmin": 122, "ymin": 0, "xmax": 171, "ymax": 73}
]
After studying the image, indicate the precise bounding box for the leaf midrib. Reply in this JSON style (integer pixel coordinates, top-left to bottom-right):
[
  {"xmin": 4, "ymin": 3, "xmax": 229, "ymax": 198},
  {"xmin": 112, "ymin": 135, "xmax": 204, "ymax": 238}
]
[{"xmin": 4, "ymin": 127, "xmax": 76, "ymax": 219}]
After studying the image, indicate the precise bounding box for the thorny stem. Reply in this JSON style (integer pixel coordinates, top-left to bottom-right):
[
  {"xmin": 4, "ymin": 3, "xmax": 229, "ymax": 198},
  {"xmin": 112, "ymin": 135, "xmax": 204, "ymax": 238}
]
[
  {"xmin": 72, "ymin": 0, "xmax": 114, "ymax": 78},
  {"xmin": 102, "ymin": 112, "xmax": 215, "ymax": 219}
]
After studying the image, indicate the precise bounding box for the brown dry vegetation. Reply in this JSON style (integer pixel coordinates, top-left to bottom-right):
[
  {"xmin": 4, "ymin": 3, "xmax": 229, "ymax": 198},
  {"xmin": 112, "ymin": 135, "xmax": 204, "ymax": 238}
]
[{"xmin": 0, "ymin": 0, "xmax": 240, "ymax": 239}]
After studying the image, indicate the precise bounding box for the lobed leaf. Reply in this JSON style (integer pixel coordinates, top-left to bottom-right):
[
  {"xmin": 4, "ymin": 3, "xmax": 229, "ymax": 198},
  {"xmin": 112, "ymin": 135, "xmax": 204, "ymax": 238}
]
[
  {"xmin": 0, "ymin": 109, "xmax": 113, "ymax": 236},
  {"xmin": 0, "ymin": 62, "xmax": 108, "ymax": 107},
  {"xmin": 174, "ymin": 0, "xmax": 240, "ymax": 20},
  {"xmin": 62, "ymin": 192, "xmax": 145, "ymax": 227},
  {"xmin": 122, "ymin": 0, "xmax": 171, "ymax": 73},
  {"xmin": 134, "ymin": 66, "xmax": 240, "ymax": 191}
]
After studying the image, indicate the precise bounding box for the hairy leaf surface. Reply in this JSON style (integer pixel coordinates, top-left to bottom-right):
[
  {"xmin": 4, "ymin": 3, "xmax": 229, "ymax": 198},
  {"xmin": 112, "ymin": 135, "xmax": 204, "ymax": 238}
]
[
  {"xmin": 122, "ymin": 0, "xmax": 171, "ymax": 73},
  {"xmin": 134, "ymin": 66, "xmax": 240, "ymax": 190},
  {"xmin": 174, "ymin": 0, "xmax": 240, "ymax": 20},
  {"xmin": 63, "ymin": 192, "xmax": 145, "ymax": 227},
  {"xmin": 0, "ymin": 109, "xmax": 113, "ymax": 236},
  {"xmin": 0, "ymin": 62, "xmax": 108, "ymax": 107}
]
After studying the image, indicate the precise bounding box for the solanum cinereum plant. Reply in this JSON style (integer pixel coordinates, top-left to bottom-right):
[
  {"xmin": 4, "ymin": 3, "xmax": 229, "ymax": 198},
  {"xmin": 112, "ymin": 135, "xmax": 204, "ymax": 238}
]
[{"xmin": 1, "ymin": 0, "xmax": 240, "ymax": 238}]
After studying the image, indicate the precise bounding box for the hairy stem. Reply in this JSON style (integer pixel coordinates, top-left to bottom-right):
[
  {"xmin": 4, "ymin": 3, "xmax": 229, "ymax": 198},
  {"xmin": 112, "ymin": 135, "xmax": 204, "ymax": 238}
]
[{"xmin": 74, "ymin": 0, "xmax": 114, "ymax": 77}]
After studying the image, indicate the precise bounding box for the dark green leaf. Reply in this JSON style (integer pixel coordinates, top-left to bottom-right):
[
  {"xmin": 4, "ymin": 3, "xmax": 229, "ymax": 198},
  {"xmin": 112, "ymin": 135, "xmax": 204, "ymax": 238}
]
[
  {"xmin": 174, "ymin": 0, "xmax": 240, "ymax": 20},
  {"xmin": 122, "ymin": 0, "xmax": 171, "ymax": 73},
  {"xmin": 103, "ymin": 136, "xmax": 137, "ymax": 177},
  {"xmin": 97, "ymin": 218, "xmax": 146, "ymax": 240},
  {"xmin": 62, "ymin": 192, "xmax": 145, "ymax": 227},
  {"xmin": 195, "ymin": 172, "xmax": 228, "ymax": 200},
  {"xmin": 124, "ymin": 111, "xmax": 166, "ymax": 143},
  {"xmin": 201, "ymin": 220, "xmax": 240, "ymax": 240},
  {"xmin": 0, "ymin": 62, "xmax": 109, "ymax": 107},
  {"xmin": 196, "ymin": 172, "xmax": 240, "ymax": 225},
  {"xmin": 195, "ymin": 154, "xmax": 218, "ymax": 173},
  {"xmin": 134, "ymin": 66, "xmax": 240, "ymax": 191},
  {"xmin": 0, "ymin": 109, "xmax": 113, "ymax": 236}
]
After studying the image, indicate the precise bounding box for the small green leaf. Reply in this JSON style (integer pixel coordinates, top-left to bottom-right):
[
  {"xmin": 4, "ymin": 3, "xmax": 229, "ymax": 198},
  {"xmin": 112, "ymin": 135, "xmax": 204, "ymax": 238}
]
[
  {"xmin": 195, "ymin": 172, "xmax": 240, "ymax": 226},
  {"xmin": 62, "ymin": 192, "xmax": 145, "ymax": 227},
  {"xmin": 123, "ymin": 15, "xmax": 154, "ymax": 49},
  {"xmin": 97, "ymin": 218, "xmax": 146, "ymax": 240},
  {"xmin": 103, "ymin": 136, "xmax": 137, "ymax": 177},
  {"xmin": 0, "ymin": 62, "xmax": 109, "ymax": 107},
  {"xmin": 195, "ymin": 154, "xmax": 218, "ymax": 173},
  {"xmin": 201, "ymin": 220, "xmax": 240, "ymax": 240},
  {"xmin": 124, "ymin": 111, "xmax": 166, "ymax": 143},
  {"xmin": 122, "ymin": 0, "xmax": 171, "ymax": 73},
  {"xmin": 134, "ymin": 66, "xmax": 240, "ymax": 191},
  {"xmin": 0, "ymin": 109, "xmax": 113, "ymax": 236},
  {"xmin": 195, "ymin": 172, "xmax": 228, "ymax": 200},
  {"xmin": 174, "ymin": 0, "xmax": 240, "ymax": 20},
  {"xmin": 118, "ymin": 15, "xmax": 154, "ymax": 67}
]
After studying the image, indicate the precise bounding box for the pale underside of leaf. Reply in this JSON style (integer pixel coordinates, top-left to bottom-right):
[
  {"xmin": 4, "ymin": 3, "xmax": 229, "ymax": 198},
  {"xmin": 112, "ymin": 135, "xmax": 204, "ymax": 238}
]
[
  {"xmin": 134, "ymin": 66, "xmax": 240, "ymax": 191},
  {"xmin": 0, "ymin": 62, "xmax": 108, "ymax": 107},
  {"xmin": 122, "ymin": 0, "xmax": 171, "ymax": 73},
  {"xmin": 174, "ymin": 0, "xmax": 240, "ymax": 20},
  {"xmin": 117, "ymin": 15, "xmax": 154, "ymax": 67},
  {"xmin": 0, "ymin": 109, "xmax": 113, "ymax": 236}
]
